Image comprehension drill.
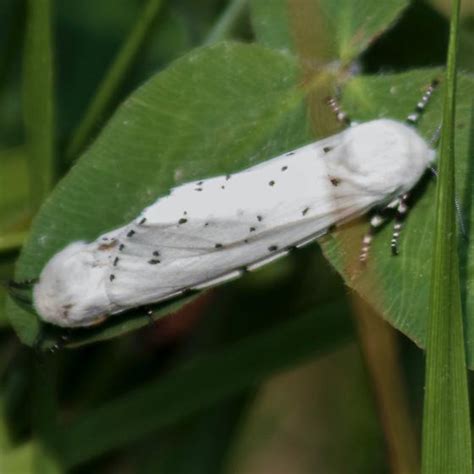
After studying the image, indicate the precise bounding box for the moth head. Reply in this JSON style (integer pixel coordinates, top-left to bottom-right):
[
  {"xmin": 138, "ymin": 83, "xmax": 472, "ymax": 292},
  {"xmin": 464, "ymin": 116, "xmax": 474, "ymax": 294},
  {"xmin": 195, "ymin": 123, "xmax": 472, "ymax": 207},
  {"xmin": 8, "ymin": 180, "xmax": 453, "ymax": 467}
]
[
  {"xmin": 33, "ymin": 241, "xmax": 111, "ymax": 327},
  {"xmin": 340, "ymin": 118, "xmax": 435, "ymax": 194}
]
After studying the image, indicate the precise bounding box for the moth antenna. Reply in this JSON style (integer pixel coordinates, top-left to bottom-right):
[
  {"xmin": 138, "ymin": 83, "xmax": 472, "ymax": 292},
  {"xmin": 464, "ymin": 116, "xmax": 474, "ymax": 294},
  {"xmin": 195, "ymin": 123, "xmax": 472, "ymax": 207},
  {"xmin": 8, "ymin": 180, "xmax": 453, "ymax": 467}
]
[
  {"xmin": 406, "ymin": 79, "xmax": 440, "ymax": 126},
  {"xmin": 7, "ymin": 278, "xmax": 38, "ymax": 289},
  {"xmin": 429, "ymin": 124, "xmax": 442, "ymax": 147},
  {"xmin": 429, "ymin": 166, "xmax": 438, "ymax": 178},
  {"xmin": 3, "ymin": 279, "xmax": 34, "ymax": 305},
  {"xmin": 326, "ymin": 96, "xmax": 352, "ymax": 126},
  {"xmin": 390, "ymin": 194, "xmax": 410, "ymax": 256},
  {"xmin": 145, "ymin": 307, "xmax": 155, "ymax": 326}
]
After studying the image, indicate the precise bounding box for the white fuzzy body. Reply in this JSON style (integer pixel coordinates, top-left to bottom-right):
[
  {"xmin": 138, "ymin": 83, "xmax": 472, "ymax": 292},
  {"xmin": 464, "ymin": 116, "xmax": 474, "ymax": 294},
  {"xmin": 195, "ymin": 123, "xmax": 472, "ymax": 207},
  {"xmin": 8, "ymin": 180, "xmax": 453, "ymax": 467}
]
[{"xmin": 33, "ymin": 119, "xmax": 435, "ymax": 327}]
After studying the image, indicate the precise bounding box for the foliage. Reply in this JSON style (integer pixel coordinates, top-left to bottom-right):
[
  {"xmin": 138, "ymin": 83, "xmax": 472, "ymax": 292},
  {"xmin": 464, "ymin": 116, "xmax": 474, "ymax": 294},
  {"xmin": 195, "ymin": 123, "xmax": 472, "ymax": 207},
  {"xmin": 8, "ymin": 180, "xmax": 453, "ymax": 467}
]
[{"xmin": 0, "ymin": 0, "xmax": 473, "ymax": 472}]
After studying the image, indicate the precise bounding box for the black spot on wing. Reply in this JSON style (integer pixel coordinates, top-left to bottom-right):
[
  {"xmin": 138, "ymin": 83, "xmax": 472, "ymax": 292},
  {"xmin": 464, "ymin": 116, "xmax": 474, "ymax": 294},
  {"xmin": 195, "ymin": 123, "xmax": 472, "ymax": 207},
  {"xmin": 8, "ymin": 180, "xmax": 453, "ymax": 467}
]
[{"xmin": 178, "ymin": 218, "xmax": 188, "ymax": 224}]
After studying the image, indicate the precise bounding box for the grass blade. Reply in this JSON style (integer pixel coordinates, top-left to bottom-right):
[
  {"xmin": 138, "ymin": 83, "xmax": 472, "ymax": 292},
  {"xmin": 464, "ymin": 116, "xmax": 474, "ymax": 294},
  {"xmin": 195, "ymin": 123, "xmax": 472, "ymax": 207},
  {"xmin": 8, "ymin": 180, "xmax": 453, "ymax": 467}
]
[
  {"xmin": 203, "ymin": 0, "xmax": 249, "ymax": 45},
  {"xmin": 421, "ymin": 0, "xmax": 472, "ymax": 472},
  {"xmin": 32, "ymin": 355, "xmax": 62, "ymax": 474},
  {"xmin": 65, "ymin": 0, "xmax": 164, "ymax": 161},
  {"xmin": 23, "ymin": 0, "xmax": 55, "ymax": 211}
]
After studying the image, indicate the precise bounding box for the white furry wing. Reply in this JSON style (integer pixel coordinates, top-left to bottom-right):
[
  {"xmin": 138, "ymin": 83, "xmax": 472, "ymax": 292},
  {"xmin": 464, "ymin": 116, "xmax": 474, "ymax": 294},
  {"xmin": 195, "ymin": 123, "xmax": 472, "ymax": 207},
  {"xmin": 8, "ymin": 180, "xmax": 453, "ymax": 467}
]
[{"xmin": 103, "ymin": 137, "xmax": 379, "ymax": 312}]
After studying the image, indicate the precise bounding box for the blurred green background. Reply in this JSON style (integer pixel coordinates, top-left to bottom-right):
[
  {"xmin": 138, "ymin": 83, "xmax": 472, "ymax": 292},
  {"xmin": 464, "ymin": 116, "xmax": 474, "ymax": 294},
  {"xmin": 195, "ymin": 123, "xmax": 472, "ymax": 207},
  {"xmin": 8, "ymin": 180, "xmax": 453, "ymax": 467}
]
[{"xmin": 0, "ymin": 0, "xmax": 473, "ymax": 472}]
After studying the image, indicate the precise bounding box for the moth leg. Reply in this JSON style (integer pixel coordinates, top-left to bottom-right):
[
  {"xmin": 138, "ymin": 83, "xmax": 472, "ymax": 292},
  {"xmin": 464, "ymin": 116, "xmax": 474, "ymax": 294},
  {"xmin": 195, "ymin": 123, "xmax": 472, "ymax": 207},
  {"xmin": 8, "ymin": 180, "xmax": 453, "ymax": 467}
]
[
  {"xmin": 391, "ymin": 193, "xmax": 410, "ymax": 256},
  {"xmin": 33, "ymin": 326, "xmax": 65, "ymax": 353},
  {"xmin": 326, "ymin": 96, "xmax": 352, "ymax": 126},
  {"xmin": 406, "ymin": 79, "xmax": 439, "ymax": 125},
  {"xmin": 145, "ymin": 307, "xmax": 155, "ymax": 326},
  {"xmin": 359, "ymin": 213, "xmax": 387, "ymax": 264},
  {"xmin": 8, "ymin": 278, "xmax": 38, "ymax": 289}
]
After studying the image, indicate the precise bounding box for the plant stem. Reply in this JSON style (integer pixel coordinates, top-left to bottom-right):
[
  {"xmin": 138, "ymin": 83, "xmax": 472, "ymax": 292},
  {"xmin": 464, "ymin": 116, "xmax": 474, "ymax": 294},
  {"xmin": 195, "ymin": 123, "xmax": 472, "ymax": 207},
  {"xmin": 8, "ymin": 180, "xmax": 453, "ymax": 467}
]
[
  {"xmin": 65, "ymin": 0, "xmax": 164, "ymax": 161},
  {"xmin": 203, "ymin": 0, "xmax": 248, "ymax": 45},
  {"xmin": 23, "ymin": 0, "xmax": 55, "ymax": 212}
]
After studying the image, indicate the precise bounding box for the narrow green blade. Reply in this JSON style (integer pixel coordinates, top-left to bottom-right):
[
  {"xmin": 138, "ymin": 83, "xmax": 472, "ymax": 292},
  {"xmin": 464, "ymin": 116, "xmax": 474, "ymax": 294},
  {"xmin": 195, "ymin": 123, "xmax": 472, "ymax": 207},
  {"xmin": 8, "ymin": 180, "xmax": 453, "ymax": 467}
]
[
  {"xmin": 421, "ymin": 0, "xmax": 472, "ymax": 472},
  {"xmin": 23, "ymin": 0, "xmax": 55, "ymax": 212}
]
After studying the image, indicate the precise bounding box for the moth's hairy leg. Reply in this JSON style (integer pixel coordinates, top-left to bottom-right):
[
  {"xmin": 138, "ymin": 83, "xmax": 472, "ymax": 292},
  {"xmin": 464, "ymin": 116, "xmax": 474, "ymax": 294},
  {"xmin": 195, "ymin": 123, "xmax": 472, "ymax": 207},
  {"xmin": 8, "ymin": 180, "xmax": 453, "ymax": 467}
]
[
  {"xmin": 145, "ymin": 307, "xmax": 155, "ymax": 326},
  {"xmin": 391, "ymin": 193, "xmax": 410, "ymax": 256},
  {"xmin": 8, "ymin": 278, "xmax": 38, "ymax": 289},
  {"xmin": 33, "ymin": 326, "xmax": 66, "ymax": 353},
  {"xmin": 359, "ymin": 213, "xmax": 388, "ymax": 264},
  {"xmin": 326, "ymin": 96, "xmax": 352, "ymax": 126},
  {"xmin": 406, "ymin": 79, "xmax": 440, "ymax": 126}
]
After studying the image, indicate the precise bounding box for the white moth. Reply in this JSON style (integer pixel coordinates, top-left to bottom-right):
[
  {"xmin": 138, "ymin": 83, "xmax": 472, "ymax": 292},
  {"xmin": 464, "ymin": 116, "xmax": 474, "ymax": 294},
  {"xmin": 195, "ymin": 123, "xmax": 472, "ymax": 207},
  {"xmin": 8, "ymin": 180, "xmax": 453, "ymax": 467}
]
[{"xmin": 31, "ymin": 83, "xmax": 438, "ymax": 327}]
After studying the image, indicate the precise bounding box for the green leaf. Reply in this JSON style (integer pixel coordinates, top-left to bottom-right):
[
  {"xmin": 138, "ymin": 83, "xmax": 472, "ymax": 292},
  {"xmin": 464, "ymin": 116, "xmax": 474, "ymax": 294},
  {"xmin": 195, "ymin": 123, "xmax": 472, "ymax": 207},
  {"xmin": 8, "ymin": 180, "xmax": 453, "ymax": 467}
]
[
  {"xmin": 250, "ymin": 0, "xmax": 410, "ymax": 62},
  {"xmin": 421, "ymin": 0, "xmax": 472, "ymax": 471},
  {"xmin": 8, "ymin": 43, "xmax": 474, "ymax": 359}
]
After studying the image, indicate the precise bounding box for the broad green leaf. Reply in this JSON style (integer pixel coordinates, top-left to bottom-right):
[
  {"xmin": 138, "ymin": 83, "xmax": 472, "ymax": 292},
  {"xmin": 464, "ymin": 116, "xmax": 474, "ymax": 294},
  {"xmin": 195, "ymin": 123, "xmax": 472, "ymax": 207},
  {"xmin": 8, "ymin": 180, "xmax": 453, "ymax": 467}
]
[
  {"xmin": 7, "ymin": 43, "xmax": 474, "ymax": 365},
  {"xmin": 250, "ymin": 0, "xmax": 410, "ymax": 62}
]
